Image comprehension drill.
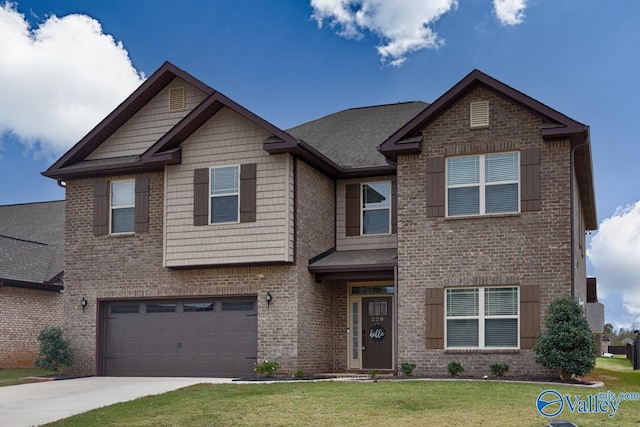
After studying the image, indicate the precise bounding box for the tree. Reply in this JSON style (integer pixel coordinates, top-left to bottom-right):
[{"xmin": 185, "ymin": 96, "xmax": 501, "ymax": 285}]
[
  {"xmin": 604, "ymin": 322, "xmax": 614, "ymax": 337},
  {"xmin": 34, "ymin": 327, "xmax": 74, "ymax": 373},
  {"xmin": 534, "ymin": 297, "xmax": 596, "ymax": 381}
]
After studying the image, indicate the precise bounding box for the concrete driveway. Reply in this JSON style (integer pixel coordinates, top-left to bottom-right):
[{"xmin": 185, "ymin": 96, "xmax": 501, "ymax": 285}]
[{"xmin": 0, "ymin": 376, "xmax": 233, "ymax": 427}]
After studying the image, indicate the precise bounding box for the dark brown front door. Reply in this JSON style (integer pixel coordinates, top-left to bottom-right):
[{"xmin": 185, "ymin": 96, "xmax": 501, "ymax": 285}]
[{"xmin": 362, "ymin": 297, "xmax": 392, "ymax": 370}]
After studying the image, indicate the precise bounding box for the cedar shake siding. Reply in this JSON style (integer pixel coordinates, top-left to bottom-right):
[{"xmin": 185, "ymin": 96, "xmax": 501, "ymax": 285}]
[
  {"xmin": 397, "ymin": 86, "xmax": 573, "ymax": 376},
  {"xmin": 86, "ymin": 77, "xmax": 208, "ymax": 160},
  {"xmin": 164, "ymin": 107, "xmax": 294, "ymax": 267}
]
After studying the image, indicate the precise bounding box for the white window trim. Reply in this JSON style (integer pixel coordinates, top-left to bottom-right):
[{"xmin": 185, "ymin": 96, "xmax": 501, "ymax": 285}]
[
  {"xmin": 446, "ymin": 152, "xmax": 520, "ymax": 217},
  {"xmin": 209, "ymin": 164, "xmax": 240, "ymax": 225},
  {"xmin": 110, "ymin": 179, "xmax": 135, "ymax": 235},
  {"xmin": 445, "ymin": 286, "xmax": 520, "ymax": 349},
  {"xmin": 360, "ymin": 181, "xmax": 392, "ymax": 236}
]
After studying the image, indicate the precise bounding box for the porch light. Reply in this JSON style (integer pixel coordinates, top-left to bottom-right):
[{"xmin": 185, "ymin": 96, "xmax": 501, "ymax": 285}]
[
  {"xmin": 81, "ymin": 296, "xmax": 88, "ymax": 313},
  {"xmin": 266, "ymin": 291, "xmax": 272, "ymax": 308}
]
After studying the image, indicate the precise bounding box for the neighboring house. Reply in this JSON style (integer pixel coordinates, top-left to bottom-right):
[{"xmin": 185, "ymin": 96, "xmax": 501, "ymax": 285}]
[
  {"xmin": 43, "ymin": 62, "xmax": 597, "ymax": 378},
  {"xmin": 0, "ymin": 201, "xmax": 64, "ymax": 367},
  {"xmin": 586, "ymin": 277, "xmax": 605, "ymax": 355}
]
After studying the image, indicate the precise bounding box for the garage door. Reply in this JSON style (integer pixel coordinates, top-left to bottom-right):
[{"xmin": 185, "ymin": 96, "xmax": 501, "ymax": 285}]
[{"xmin": 102, "ymin": 298, "xmax": 257, "ymax": 377}]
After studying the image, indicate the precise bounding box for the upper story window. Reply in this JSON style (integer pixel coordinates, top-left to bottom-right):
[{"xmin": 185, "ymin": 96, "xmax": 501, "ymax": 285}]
[
  {"xmin": 446, "ymin": 286, "xmax": 519, "ymax": 348},
  {"xmin": 446, "ymin": 152, "xmax": 519, "ymax": 217},
  {"xmin": 362, "ymin": 182, "xmax": 391, "ymax": 235},
  {"xmin": 210, "ymin": 165, "xmax": 239, "ymax": 224},
  {"xmin": 110, "ymin": 180, "xmax": 135, "ymax": 233}
]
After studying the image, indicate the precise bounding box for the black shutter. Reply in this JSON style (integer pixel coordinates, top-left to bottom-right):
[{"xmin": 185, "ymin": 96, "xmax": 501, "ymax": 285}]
[
  {"xmin": 93, "ymin": 181, "xmax": 109, "ymax": 236},
  {"xmin": 240, "ymin": 163, "xmax": 257, "ymax": 223},
  {"xmin": 521, "ymin": 148, "xmax": 541, "ymax": 212},
  {"xmin": 426, "ymin": 157, "xmax": 445, "ymax": 217},
  {"xmin": 134, "ymin": 177, "xmax": 150, "ymax": 233},
  {"xmin": 345, "ymin": 184, "xmax": 360, "ymax": 236},
  {"xmin": 425, "ymin": 288, "xmax": 444, "ymax": 349},
  {"xmin": 193, "ymin": 169, "xmax": 209, "ymax": 226}
]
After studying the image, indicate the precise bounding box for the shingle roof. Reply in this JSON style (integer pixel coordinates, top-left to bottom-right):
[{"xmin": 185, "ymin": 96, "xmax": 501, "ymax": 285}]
[
  {"xmin": 286, "ymin": 102, "xmax": 428, "ymax": 169},
  {"xmin": 0, "ymin": 200, "xmax": 64, "ymax": 285}
]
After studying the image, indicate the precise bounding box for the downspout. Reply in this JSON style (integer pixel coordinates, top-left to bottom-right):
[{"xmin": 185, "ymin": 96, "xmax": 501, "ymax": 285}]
[{"xmin": 569, "ymin": 127, "xmax": 590, "ymax": 297}]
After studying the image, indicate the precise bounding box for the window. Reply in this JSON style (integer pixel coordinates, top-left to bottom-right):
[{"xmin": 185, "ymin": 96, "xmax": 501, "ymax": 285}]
[
  {"xmin": 146, "ymin": 303, "xmax": 177, "ymax": 313},
  {"xmin": 210, "ymin": 166, "xmax": 239, "ymax": 224},
  {"xmin": 362, "ymin": 182, "xmax": 391, "ymax": 234},
  {"xmin": 110, "ymin": 303, "xmax": 139, "ymax": 314},
  {"xmin": 221, "ymin": 301, "xmax": 254, "ymax": 311},
  {"xmin": 184, "ymin": 302, "xmax": 214, "ymax": 312},
  {"xmin": 111, "ymin": 180, "xmax": 135, "ymax": 233},
  {"xmin": 447, "ymin": 152, "xmax": 519, "ymax": 216},
  {"xmin": 446, "ymin": 287, "xmax": 518, "ymax": 348}
]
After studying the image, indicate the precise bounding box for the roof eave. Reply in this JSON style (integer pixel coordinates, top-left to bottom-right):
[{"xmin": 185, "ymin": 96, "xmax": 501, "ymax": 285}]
[{"xmin": 0, "ymin": 278, "xmax": 63, "ymax": 292}]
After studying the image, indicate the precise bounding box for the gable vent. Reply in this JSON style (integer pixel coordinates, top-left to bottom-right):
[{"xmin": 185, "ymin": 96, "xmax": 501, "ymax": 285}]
[
  {"xmin": 168, "ymin": 87, "xmax": 186, "ymax": 112},
  {"xmin": 470, "ymin": 101, "xmax": 489, "ymax": 128}
]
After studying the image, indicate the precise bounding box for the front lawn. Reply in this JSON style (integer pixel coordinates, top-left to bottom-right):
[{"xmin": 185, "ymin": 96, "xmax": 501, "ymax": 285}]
[
  {"xmin": 44, "ymin": 358, "xmax": 640, "ymax": 426},
  {"xmin": 0, "ymin": 367, "xmax": 53, "ymax": 387}
]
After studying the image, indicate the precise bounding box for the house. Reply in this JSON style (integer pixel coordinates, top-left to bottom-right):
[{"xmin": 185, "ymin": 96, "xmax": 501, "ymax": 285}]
[
  {"xmin": 43, "ymin": 62, "xmax": 597, "ymax": 377},
  {"xmin": 0, "ymin": 201, "xmax": 64, "ymax": 367},
  {"xmin": 586, "ymin": 277, "xmax": 605, "ymax": 355}
]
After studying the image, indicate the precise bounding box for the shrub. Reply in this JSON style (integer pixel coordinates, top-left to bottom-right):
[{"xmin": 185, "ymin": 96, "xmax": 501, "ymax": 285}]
[
  {"xmin": 294, "ymin": 369, "xmax": 305, "ymax": 378},
  {"xmin": 490, "ymin": 363, "xmax": 509, "ymax": 377},
  {"xmin": 34, "ymin": 327, "xmax": 74, "ymax": 373},
  {"xmin": 400, "ymin": 362, "xmax": 416, "ymax": 376},
  {"xmin": 447, "ymin": 361, "xmax": 464, "ymax": 376},
  {"xmin": 368, "ymin": 369, "xmax": 378, "ymax": 379},
  {"xmin": 534, "ymin": 296, "xmax": 596, "ymax": 380},
  {"xmin": 254, "ymin": 360, "xmax": 280, "ymax": 378}
]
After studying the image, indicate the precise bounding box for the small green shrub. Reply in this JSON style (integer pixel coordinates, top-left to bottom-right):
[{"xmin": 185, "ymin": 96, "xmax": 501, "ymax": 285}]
[
  {"xmin": 34, "ymin": 327, "xmax": 74, "ymax": 373},
  {"xmin": 368, "ymin": 369, "xmax": 378, "ymax": 379},
  {"xmin": 490, "ymin": 363, "xmax": 509, "ymax": 377},
  {"xmin": 534, "ymin": 296, "xmax": 597, "ymax": 380},
  {"xmin": 294, "ymin": 369, "xmax": 305, "ymax": 378},
  {"xmin": 447, "ymin": 361, "xmax": 464, "ymax": 377},
  {"xmin": 254, "ymin": 360, "xmax": 280, "ymax": 378},
  {"xmin": 400, "ymin": 362, "xmax": 416, "ymax": 376}
]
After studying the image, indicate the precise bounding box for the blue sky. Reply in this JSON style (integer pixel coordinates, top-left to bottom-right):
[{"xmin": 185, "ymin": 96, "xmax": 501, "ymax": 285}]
[{"xmin": 1, "ymin": 1, "xmax": 639, "ymax": 329}]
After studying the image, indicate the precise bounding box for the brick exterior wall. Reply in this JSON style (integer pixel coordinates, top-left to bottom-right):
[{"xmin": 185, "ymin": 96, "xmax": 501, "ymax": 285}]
[
  {"xmin": 0, "ymin": 286, "xmax": 63, "ymax": 367},
  {"xmin": 396, "ymin": 86, "xmax": 579, "ymax": 377},
  {"xmin": 63, "ymin": 156, "xmax": 336, "ymax": 376}
]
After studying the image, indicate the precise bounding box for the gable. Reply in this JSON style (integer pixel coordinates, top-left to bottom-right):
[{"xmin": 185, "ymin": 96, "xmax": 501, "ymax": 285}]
[{"xmin": 86, "ymin": 77, "xmax": 208, "ymax": 160}]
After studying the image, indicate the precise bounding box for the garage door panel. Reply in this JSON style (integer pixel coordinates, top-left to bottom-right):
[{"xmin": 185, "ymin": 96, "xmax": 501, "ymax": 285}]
[{"xmin": 104, "ymin": 297, "xmax": 257, "ymax": 377}]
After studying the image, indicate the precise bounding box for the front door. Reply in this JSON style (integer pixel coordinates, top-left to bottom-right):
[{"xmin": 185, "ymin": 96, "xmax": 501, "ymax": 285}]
[{"xmin": 362, "ymin": 297, "xmax": 392, "ymax": 370}]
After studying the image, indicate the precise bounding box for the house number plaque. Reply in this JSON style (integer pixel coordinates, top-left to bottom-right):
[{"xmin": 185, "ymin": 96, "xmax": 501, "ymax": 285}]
[{"xmin": 369, "ymin": 325, "xmax": 386, "ymax": 342}]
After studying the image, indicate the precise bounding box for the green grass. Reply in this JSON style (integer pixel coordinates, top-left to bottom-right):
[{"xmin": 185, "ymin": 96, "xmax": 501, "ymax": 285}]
[
  {"xmin": 0, "ymin": 367, "xmax": 53, "ymax": 387},
  {"xmin": 43, "ymin": 358, "xmax": 640, "ymax": 426}
]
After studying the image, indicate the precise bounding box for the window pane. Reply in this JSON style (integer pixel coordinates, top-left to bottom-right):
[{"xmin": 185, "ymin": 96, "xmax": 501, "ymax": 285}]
[
  {"xmin": 485, "ymin": 152, "xmax": 518, "ymax": 183},
  {"xmin": 447, "ymin": 156, "xmax": 479, "ymax": 186},
  {"xmin": 363, "ymin": 182, "xmax": 391, "ymax": 208},
  {"xmin": 447, "ymin": 319, "xmax": 479, "ymax": 347},
  {"xmin": 146, "ymin": 303, "xmax": 176, "ymax": 313},
  {"xmin": 111, "ymin": 180, "xmax": 134, "ymax": 206},
  {"xmin": 112, "ymin": 207, "xmax": 134, "ymax": 233},
  {"xmin": 184, "ymin": 303, "xmax": 214, "ymax": 312},
  {"xmin": 447, "ymin": 288, "xmax": 479, "ymax": 316},
  {"xmin": 363, "ymin": 210, "xmax": 390, "ymax": 234},
  {"xmin": 111, "ymin": 304, "xmax": 139, "ymax": 314},
  {"xmin": 485, "ymin": 319, "xmax": 518, "ymax": 347},
  {"xmin": 222, "ymin": 301, "xmax": 254, "ymax": 311},
  {"xmin": 486, "ymin": 184, "xmax": 518, "ymax": 214},
  {"xmin": 211, "ymin": 195, "xmax": 238, "ymax": 223},
  {"xmin": 448, "ymin": 187, "xmax": 479, "ymax": 216},
  {"xmin": 211, "ymin": 166, "xmax": 238, "ymax": 195},
  {"xmin": 485, "ymin": 287, "xmax": 518, "ymax": 316},
  {"xmin": 352, "ymin": 303, "xmax": 359, "ymax": 360}
]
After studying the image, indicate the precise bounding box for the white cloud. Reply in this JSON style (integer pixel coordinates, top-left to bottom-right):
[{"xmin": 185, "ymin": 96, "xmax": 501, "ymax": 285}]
[
  {"xmin": 493, "ymin": 0, "xmax": 528, "ymax": 26},
  {"xmin": 310, "ymin": 0, "xmax": 458, "ymax": 67},
  {"xmin": 588, "ymin": 201, "xmax": 640, "ymax": 328},
  {"xmin": 0, "ymin": 2, "xmax": 144, "ymax": 159}
]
